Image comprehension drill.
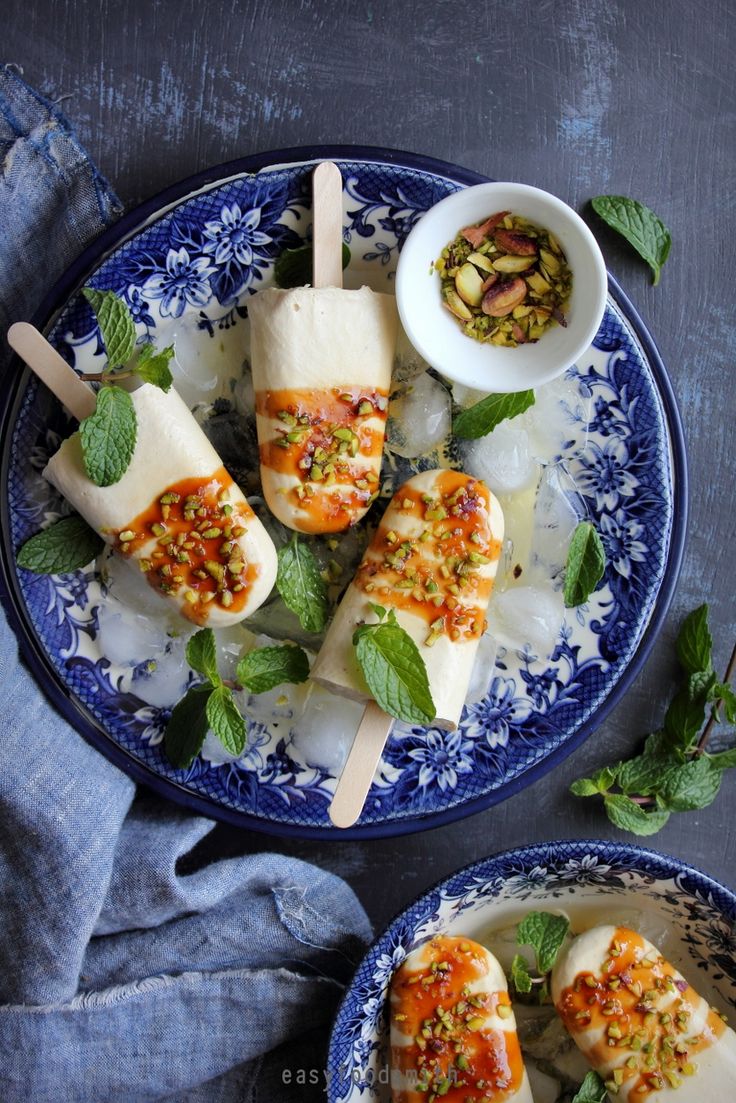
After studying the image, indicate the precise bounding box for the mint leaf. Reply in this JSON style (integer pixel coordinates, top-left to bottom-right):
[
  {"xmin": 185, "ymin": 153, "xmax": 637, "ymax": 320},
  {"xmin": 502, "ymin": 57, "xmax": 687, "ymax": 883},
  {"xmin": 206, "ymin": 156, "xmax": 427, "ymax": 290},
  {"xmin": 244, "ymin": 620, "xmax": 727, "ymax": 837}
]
[
  {"xmin": 354, "ymin": 622, "xmax": 435, "ymax": 725},
  {"xmin": 617, "ymin": 752, "xmax": 677, "ymax": 797},
  {"xmin": 658, "ymin": 755, "xmax": 722, "ymax": 812},
  {"xmin": 604, "ymin": 794, "xmax": 670, "ymax": 835},
  {"xmin": 453, "ymin": 390, "xmax": 535, "ymax": 440},
  {"xmin": 206, "ymin": 685, "xmax": 246, "ymax": 756},
  {"xmin": 517, "ymin": 911, "xmax": 570, "ymax": 974},
  {"xmin": 711, "ymin": 681, "xmax": 736, "ymax": 724},
  {"xmin": 164, "ymin": 683, "xmax": 213, "ymax": 768},
  {"xmin": 273, "ymin": 241, "xmax": 351, "ymax": 288},
  {"xmin": 237, "ymin": 644, "xmax": 310, "ymax": 695},
  {"xmin": 276, "ymin": 534, "xmax": 328, "ymax": 633},
  {"xmin": 571, "ymin": 1071, "xmax": 607, "ymax": 1103},
  {"xmin": 83, "ymin": 287, "xmax": 137, "ymax": 367},
  {"xmin": 186, "ymin": 628, "xmax": 220, "ymax": 684},
  {"xmin": 564, "ymin": 521, "xmax": 606, "ymax": 607},
  {"xmin": 707, "ymin": 747, "xmax": 736, "ymax": 769},
  {"xmin": 570, "ymin": 764, "xmax": 618, "ymax": 797},
  {"xmin": 17, "ymin": 515, "xmax": 104, "ymax": 574},
  {"xmin": 664, "ymin": 670, "xmax": 716, "ymax": 748},
  {"xmin": 79, "ymin": 384, "xmax": 137, "ymax": 486},
  {"xmin": 675, "ymin": 604, "xmax": 712, "ymax": 675},
  {"xmin": 591, "ymin": 196, "xmax": 671, "ymax": 286},
  {"xmin": 510, "ymin": 954, "xmax": 533, "ymax": 994},
  {"xmin": 135, "ymin": 343, "xmax": 174, "ymax": 391}
]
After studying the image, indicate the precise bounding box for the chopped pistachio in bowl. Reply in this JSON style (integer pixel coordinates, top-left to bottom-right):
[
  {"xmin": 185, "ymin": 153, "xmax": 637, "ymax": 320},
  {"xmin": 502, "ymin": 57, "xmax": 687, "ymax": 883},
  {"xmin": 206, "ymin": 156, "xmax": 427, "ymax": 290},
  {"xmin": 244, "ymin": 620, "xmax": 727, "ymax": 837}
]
[{"xmin": 396, "ymin": 181, "xmax": 608, "ymax": 394}]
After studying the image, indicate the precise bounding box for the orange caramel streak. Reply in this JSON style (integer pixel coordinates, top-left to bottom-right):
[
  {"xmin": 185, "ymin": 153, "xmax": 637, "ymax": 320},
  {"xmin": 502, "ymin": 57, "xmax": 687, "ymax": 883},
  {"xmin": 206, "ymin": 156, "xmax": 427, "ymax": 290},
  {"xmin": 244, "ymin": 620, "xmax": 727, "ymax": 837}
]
[
  {"xmin": 557, "ymin": 927, "xmax": 725, "ymax": 1098},
  {"xmin": 114, "ymin": 467, "xmax": 258, "ymax": 624},
  {"xmin": 356, "ymin": 474, "xmax": 502, "ymax": 635},
  {"xmin": 390, "ymin": 936, "xmax": 523, "ymax": 1102}
]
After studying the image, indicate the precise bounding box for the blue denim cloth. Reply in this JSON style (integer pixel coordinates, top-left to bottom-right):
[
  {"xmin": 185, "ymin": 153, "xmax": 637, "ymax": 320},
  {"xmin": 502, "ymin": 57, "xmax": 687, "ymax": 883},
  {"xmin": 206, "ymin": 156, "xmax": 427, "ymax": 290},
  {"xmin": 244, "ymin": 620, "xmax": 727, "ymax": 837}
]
[{"xmin": 0, "ymin": 66, "xmax": 371, "ymax": 1101}]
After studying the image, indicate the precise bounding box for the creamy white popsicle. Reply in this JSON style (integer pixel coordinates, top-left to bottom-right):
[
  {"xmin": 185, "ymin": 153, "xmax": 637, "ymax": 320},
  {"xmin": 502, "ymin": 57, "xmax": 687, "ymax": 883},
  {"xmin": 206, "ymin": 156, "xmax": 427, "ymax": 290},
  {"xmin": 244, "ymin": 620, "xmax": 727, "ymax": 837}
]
[
  {"xmin": 551, "ymin": 924, "xmax": 736, "ymax": 1098},
  {"xmin": 390, "ymin": 935, "xmax": 534, "ymax": 1102},
  {"xmin": 248, "ymin": 285, "xmax": 398, "ymax": 534},
  {"xmin": 44, "ymin": 383, "xmax": 277, "ymax": 627},
  {"xmin": 311, "ymin": 469, "xmax": 504, "ymax": 729}
]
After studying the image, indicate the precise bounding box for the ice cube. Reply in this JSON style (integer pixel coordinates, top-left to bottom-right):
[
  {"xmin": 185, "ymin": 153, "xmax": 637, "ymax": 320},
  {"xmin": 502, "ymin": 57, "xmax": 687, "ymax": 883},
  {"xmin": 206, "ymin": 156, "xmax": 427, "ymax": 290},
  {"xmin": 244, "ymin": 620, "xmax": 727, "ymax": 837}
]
[
  {"xmin": 524, "ymin": 373, "xmax": 591, "ymax": 460},
  {"xmin": 386, "ymin": 372, "xmax": 452, "ymax": 459},
  {"xmin": 489, "ymin": 582, "xmax": 565, "ymax": 659},
  {"xmin": 290, "ymin": 683, "xmax": 364, "ymax": 772},
  {"xmin": 394, "ymin": 324, "xmax": 432, "ymax": 384},
  {"xmin": 465, "ymin": 632, "xmax": 498, "ymax": 706},
  {"xmin": 532, "ymin": 464, "xmax": 586, "ymax": 577},
  {"xmin": 461, "ymin": 420, "xmax": 539, "ymax": 495},
  {"xmin": 131, "ymin": 635, "xmax": 191, "ymax": 708}
]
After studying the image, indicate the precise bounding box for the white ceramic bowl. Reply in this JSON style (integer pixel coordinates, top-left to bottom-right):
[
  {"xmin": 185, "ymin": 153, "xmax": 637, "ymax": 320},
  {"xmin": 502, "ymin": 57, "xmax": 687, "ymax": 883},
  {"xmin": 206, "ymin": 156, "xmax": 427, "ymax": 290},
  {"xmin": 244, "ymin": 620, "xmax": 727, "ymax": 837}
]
[
  {"xmin": 327, "ymin": 841, "xmax": 736, "ymax": 1101},
  {"xmin": 396, "ymin": 182, "xmax": 608, "ymax": 393}
]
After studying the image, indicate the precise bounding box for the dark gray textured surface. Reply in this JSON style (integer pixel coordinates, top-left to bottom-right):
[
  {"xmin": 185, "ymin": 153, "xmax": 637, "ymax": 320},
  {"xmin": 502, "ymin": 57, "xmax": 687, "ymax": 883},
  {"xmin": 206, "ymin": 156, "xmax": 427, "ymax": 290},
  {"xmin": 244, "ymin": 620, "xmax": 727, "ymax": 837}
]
[{"xmin": 6, "ymin": 0, "xmax": 735, "ymax": 930}]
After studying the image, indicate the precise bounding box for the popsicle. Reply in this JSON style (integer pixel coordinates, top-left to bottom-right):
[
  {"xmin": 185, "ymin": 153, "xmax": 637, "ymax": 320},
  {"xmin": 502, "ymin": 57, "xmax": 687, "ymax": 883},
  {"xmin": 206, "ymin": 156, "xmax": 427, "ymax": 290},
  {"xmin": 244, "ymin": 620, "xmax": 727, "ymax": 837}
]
[
  {"xmin": 390, "ymin": 935, "xmax": 534, "ymax": 1102},
  {"xmin": 247, "ymin": 162, "xmax": 399, "ymax": 534},
  {"xmin": 551, "ymin": 925, "xmax": 736, "ymax": 1098},
  {"xmin": 9, "ymin": 323, "xmax": 278, "ymax": 628},
  {"xmin": 311, "ymin": 468, "xmax": 503, "ymax": 826}
]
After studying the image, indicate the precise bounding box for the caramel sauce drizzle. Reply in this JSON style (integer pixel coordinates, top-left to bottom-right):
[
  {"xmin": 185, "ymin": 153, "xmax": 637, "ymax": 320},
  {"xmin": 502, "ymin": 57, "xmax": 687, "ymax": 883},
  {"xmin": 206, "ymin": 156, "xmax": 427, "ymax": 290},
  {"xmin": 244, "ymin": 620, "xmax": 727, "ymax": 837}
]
[
  {"xmin": 390, "ymin": 935, "xmax": 524, "ymax": 1102},
  {"xmin": 356, "ymin": 470, "xmax": 501, "ymax": 641},
  {"xmin": 556, "ymin": 926, "xmax": 726, "ymax": 1096},
  {"xmin": 112, "ymin": 467, "xmax": 258, "ymax": 624}
]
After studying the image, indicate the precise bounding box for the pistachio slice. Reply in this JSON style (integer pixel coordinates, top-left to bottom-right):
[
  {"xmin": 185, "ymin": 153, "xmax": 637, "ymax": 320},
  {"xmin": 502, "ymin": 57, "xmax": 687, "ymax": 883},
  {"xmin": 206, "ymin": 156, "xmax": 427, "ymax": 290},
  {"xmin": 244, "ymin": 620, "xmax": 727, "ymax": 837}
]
[
  {"xmin": 495, "ymin": 228, "xmax": 538, "ymax": 255},
  {"xmin": 454, "ymin": 262, "xmax": 485, "ymax": 306},
  {"xmin": 492, "ymin": 254, "xmax": 534, "ymax": 273},
  {"xmin": 443, "ymin": 287, "xmax": 473, "ymax": 320},
  {"xmin": 481, "ymin": 276, "xmax": 528, "ymax": 317}
]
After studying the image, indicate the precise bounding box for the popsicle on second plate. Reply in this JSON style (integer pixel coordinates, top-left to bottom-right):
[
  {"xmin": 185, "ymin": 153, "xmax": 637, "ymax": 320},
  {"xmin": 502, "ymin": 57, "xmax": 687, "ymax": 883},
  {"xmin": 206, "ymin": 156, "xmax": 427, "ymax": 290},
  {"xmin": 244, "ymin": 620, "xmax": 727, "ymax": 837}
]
[
  {"xmin": 44, "ymin": 383, "xmax": 278, "ymax": 627},
  {"xmin": 310, "ymin": 468, "xmax": 504, "ymax": 729},
  {"xmin": 390, "ymin": 935, "xmax": 533, "ymax": 1102},
  {"xmin": 551, "ymin": 924, "xmax": 736, "ymax": 1098},
  {"xmin": 248, "ymin": 285, "xmax": 398, "ymax": 534}
]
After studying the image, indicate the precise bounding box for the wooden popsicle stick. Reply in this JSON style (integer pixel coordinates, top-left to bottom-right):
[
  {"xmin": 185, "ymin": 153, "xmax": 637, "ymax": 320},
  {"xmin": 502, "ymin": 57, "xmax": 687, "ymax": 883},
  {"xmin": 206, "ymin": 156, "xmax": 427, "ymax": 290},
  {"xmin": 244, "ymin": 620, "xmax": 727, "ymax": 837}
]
[
  {"xmin": 7, "ymin": 322, "xmax": 96, "ymax": 422},
  {"xmin": 311, "ymin": 161, "xmax": 344, "ymax": 290},
  {"xmin": 328, "ymin": 701, "xmax": 394, "ymax": 828}
]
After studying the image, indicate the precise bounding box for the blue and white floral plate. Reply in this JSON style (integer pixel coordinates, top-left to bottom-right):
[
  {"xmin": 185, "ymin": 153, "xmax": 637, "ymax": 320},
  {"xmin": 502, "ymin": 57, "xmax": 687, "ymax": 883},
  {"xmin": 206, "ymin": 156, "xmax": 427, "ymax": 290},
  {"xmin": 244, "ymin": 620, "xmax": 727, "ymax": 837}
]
[
  {"xmin": 0, "ymin": 147, "xmax": 687, "ymax": 839},
  {"xmin": 327, "ymin": 840, "xmax": 736, "ymax": 1100}
]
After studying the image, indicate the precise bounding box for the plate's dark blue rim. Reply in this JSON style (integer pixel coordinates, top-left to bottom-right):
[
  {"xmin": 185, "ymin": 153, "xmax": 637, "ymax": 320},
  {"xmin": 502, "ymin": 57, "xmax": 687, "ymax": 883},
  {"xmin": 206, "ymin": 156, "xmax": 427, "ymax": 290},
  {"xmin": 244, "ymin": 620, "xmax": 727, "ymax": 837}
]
[
  {"xmin": 0, "ymin": 144, "xmax": 688, "ymax": 841},
  {"xmin": 326, "ymin": 838, "xmax": 735, "ymax": 1101}
]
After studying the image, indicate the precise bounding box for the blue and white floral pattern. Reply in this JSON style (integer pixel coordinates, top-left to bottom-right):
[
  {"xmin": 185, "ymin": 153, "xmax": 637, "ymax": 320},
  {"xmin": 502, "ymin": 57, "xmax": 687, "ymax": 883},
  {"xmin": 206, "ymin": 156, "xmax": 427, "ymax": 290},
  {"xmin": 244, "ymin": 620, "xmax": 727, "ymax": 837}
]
[
  {"xmin": 2, "ymin": 153, "xmax": 683, "ymax": 835},
  {"xmin": 327, "ymin": 841, "xmax": 736, "ymax": 1101}
]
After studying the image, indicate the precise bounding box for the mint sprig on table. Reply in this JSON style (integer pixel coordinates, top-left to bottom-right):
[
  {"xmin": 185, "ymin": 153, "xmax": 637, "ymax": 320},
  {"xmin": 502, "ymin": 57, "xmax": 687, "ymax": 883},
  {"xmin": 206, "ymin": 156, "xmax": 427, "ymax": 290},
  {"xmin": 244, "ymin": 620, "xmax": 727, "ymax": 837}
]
[
  {"xmin": 564, "ymin": 521, "xmax": 606, "ymax": 607},
  {"xmin": 165, "ymin": 628, "xmax": 309, "ymax": 768},
  {"xmin": 16, "ymin": 514, "xmax": 105, "ymax": 574},
  {"xmin": 571, "ymin": 604, "xmax": 736, "ymax": 834},
  {"xmin": 276, "ymin": 534, "xmax": 329, "ymax": 633},
  {"xmin": 79, "ymin": 288, "xmax": 175, "ymax": 487},
  {"xmin": 353, "ymin": 604, "xmax": 435, "ymax": 725},
  {"xmin": 453, "ymin": 389, "xmax": 535, "ymax": 440},
  {"xmin": 591, "ymin": 195, "xmax": 671, "ymax": 286}
]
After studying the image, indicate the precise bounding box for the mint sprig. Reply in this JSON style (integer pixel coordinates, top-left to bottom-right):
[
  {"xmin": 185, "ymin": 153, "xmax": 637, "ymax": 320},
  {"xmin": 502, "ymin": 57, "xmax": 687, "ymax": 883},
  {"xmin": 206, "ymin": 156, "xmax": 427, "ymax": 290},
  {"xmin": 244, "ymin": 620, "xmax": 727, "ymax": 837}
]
[
  {"xmin": 274, "ymin": 241, "xmax": 351, "ymax": 288},
  {"xmin": 164, "ymin": 628, "xmax": 309, "ymax": 768},
  {"xmin": 79, "ymin": 289, "xmax": 177, "ymax": 486},
  {"xmin": 511, "ymin": 911, "xmax": 569, "ymax": 1004},
  {"xmin": 353, "ymin": 607, "xmax": 435, "ymax": 725},
  {"xmin": 591, "ymin": 195, "xmax": 671, "ymax": 286},
  {"xmin": 276, "ymin": 534, "xmax": 328, "ymax": 634},
  {"xmin": 79, "ymin": 384, "xmax": 137, "ymax": 487},
  {"xmin": 17, "ymin": 514, "xmax": 105, "ymax": 574},
  {"xmin": 83, "ymin": 288, "xmax": 136, "ymax": 368},
  {"xmin": 571, "ymin": 1071, "xmax": 607, "ymax": 1103},
  {"xmin": 564, "ymin": 521, "xmax": 606, "ymax": 607},
  {"xmin": 571, "ymin": 604, "xmax": 736, "ymax": 834},
  {"xmin": 453, "ymin": 389, "xmax": 535, "ymax": 440}
]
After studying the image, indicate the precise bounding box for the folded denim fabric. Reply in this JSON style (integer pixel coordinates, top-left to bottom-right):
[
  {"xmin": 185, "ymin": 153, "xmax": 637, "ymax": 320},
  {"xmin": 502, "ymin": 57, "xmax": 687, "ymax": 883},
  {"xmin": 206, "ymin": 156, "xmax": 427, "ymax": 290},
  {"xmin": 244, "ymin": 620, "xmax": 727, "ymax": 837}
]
[{"xmin": 0, "ymin": 66, "xmax": 371, "ymax": 1102}]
